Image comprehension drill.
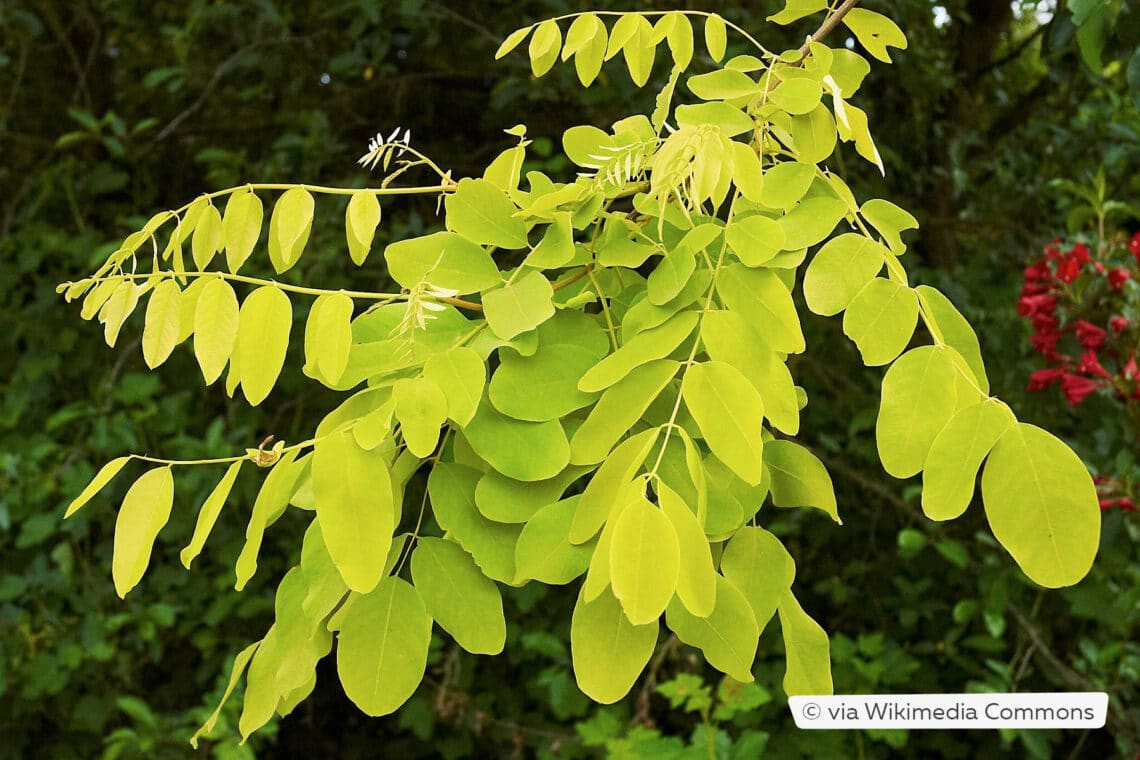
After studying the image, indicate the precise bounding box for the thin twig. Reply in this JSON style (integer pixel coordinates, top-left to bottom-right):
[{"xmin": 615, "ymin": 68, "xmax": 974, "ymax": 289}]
[{"xmin": 797, "ymin": 0, "xmax": 861, "ymax": 59}]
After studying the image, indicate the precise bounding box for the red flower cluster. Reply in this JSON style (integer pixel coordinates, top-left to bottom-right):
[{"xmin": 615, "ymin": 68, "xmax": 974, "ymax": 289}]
[
  {"xmin": 1020, "ymin": 236, "xmax": 1139, "ymax": 407},
  {"xmin": 1021, "ymin": 233, "xmax": 1140, "ymax": 515}
]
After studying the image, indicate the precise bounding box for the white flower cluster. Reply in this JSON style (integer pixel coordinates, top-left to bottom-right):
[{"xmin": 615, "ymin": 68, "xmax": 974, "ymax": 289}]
[{"xmin": 358, "ymin": 127, "xmax": 412, "ymax": 171}]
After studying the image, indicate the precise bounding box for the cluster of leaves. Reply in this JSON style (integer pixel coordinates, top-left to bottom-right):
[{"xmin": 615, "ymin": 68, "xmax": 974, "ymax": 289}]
[{"xmin": 56, "ymin": 1, "xmax": 1105, "ymax": 751}]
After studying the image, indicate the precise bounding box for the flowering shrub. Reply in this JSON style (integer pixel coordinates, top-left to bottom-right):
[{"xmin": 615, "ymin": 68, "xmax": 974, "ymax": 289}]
[{"xmin": 1020, "ymin": 231, "xmax": 1140, "ymax": 512}]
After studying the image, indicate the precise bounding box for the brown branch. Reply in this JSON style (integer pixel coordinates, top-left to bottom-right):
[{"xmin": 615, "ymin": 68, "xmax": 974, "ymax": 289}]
[{"xmin": 797, "ymin": 0, "xmax": 861, "ymax": 59}]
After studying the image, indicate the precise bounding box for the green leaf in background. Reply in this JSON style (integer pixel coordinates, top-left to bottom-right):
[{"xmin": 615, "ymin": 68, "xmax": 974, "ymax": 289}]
[{"xmin": 981, "ymin": 423, "xmax": 1100, "ymax": 588}]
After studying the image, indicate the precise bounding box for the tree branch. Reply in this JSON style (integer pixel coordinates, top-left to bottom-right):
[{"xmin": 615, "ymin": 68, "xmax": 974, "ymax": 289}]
[{"xmin": 798, "ymin": 0, "xmax": 861, "ymax": 59}]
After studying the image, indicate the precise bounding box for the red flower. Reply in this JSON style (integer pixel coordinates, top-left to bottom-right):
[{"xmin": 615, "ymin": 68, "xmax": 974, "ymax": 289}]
[
  {"xmin": 1056, "ymin": 256, "xmax": 1080, "ymax": 284},
  {"xmin": 1060, "ymin": 373, "xmax": 1104, "ymax": 406},
  {"xmin": 1027, "ymin": 367, "xmax": 1065, "ymax": 391},
  {"xmin": 1099, "ymin": 497, "xmax": 1136, "ymax": 512},
  {"xmin": 1077, "ymin": 350, "xmax": 1112, "ymax": 378},
  {"xmin": 1094, "ymin": 262, "xmax": 1106, "ymax": 273},
  {"xmin": 1030, "ymin": 312, "xmax": 1060, "ymax": 333},
  {"xmin": 1123, "ymin": 356, "xmax": 1138, "ymax": 380},
  {"xmin": 1024, "ymin": 260, "xmax": 1052, "ymax": 282},
  {"xmin": 1044, "ymin": 239, "xmax": 1062, "ymax": 260},
  {"xmin": 1111, "ymin": 316, "xmax": 1129, "ymax": 332},
  {"xmin": 1130, "ymin": 232, "xmax": 1140, "ymax": 261},
  {"xmin": 1068, "ymin": 243, "xmax": 1090, "ymax": 267},
  {"xmin": 1074, "ymin": 320, "xmax": 1106, "ymax": 350},
  {"xmin": 1108, "ymin": 267, "xmax": 1131, "ymax": 290},
  {"xmin": 1030, "ymin": 330, "xmax": 1061, "ymax": 358},
  {"xmin": 1017, "ymin": 293, "xmax": 1056, "ymax": 317}
]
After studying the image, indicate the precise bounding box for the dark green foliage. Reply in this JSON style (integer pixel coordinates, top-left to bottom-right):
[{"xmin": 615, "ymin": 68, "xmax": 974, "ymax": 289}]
[{"xmin": 3, "ymin": 0, "xmax": 1138, "ymax": 758}]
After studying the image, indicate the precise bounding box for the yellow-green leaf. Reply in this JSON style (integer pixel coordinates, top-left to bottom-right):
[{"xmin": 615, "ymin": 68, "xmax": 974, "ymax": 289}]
[
  {"xmin": 102, "ymin": 282, "xmax": 141, "ymax": 348},
  {"xmin": 842, "ymin": 8, "xmax": 908, "ymax": 63},
  {"xmin": 610, "ymin": 495, "xmax": 679, "ymax": 624},
  {"xmin": 923, "ymin": 401, "xmax": 1014, "ymax": 521},
  {"xmin": 496, "ymin": 26, "xmax": 533, "ymax": 60},
  {"xmin": 716, "ymin": 265, "xmax": 804, "ymax": 354},
  {"xmin": 777, "ymin": 589, "xmax": 833, "ymax": 695},
  {"xmin": 721, "ymin": 527, "xmax": 794, "ymax": 633},
  {"xmin": 313, "ymin": 431, "xmax": 394, "ymax": 593},
  {"xmin": 803, "ymin": 234, "xmax": 886, "ymax": 316},
  {"xmin": 622, "ymin": 15, "xmax": 655, "ymax": 87},
  {"xmin": 842, "ymin": 278, "xmax": 919, "ymax": 366},
  {"xmin": 483, "ymin": 271, "xmax": 556, "ymax": 341},
  {"xmin": 189, "ymin": 642, "xmax": 260, "ymax": 748},
  {"xmin": 768, "ymin": 0, "xmax": 828, "ymax": 25},
  {"xmin": 515, "ymin": 496, "xmax": 596, "ymax": 584},
  {"xmin": 876, "ymin": 346, "xmax": 958, "ymax": 479},
  {"xmin": 725, "ymin": 214, "xmax": 785, "ymax": 267},
  {"xmin": 305, "ymin": 293, "xmax": 354, "ymax": 384},
  {"xmin": 570, "ymin": 359, "xmax": 678, "ymax": 465},
  {"xmin": 658, "ymin": 482, "xmax": 716, "ymax": 618},
  {"xmin": 193, "ymin": 277, "xmax": 240, "ymax": 385},
  {"xmin": 981, "ymin": 423, "xmax": 1100, "ymax": 588},
  {"xmin": 180, "ymin": 460, "xmax": 243, "ymax": 568},
  {"xmin": 528, "ymin": 19, "xmax": 562, "ymax": 78},
  {"xmin": 704, "ymin": 14, "xmax": 727, "ymax": 62},
  {"xmin": 764, "ymin": 440, "xmax": 840, "ymax": 523},
  {"xmin": 665, "ymin": 575, "xmax": 757, "ymax": 682},
  {"xmin": 579, "ymin": 310, "xmax": 699, "ymax": 392},
  {"xmin": 393, "ymin": 376, "xmax": 448, "ymax": 457},
  {"xmin": 112, "ymin": 466, "xmax": 174, "ymax": 598},
  {"xmin": 268, "ymin": 187, "xmax": 314, "ymax": 273},
  {"xmin": 411, "ymin": 537, "xmax": 505, "ymax": 655},
  {"xmin": 571, "ymin": 428, "xmax": 659, "ymax": 544},
  {"xmin": 759, "ymin": 161, "xmax": 816, "ymax": 210},
  {"xmin": 191, "ymin": 203, "xmax": 223, "ymax": 270},
  {"xmin": 237, "ymin": 286, "xmax": 292, "ymax": 406},
  {"xmin": 234, "ymin": 449, "xmax": 305, "ymax": 590},
  {"xmin": 345, "ymin": 191, "xmax": 381, "ymax": 265},
  {"xmin": 222, "ymin": 188, "xmax": 263, "ymax": 273},
  {"xmin": 423, "ymin": 347, "xmax": 486, "ymax": 426},
  {"xmin": 336, "ymin": 576, "xmax": 431, "ymax": 716},
  {"xmin": 916, "ymin": 285, "xmax": 989, "ymax": 394},
  {"xmin": 66, "ymin": 456, "xmax": 130, "ymax": 518},
  {"xmin": 682, "ymin": 361, "xmax": 765, "ymax": 485},
  {"xmin": 464, "ymin": 401, "xmax": 570, "ymax": 482},
  {"xmin": 571, "ymin": 586, "xmax": 658, "ymax": 704}
]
